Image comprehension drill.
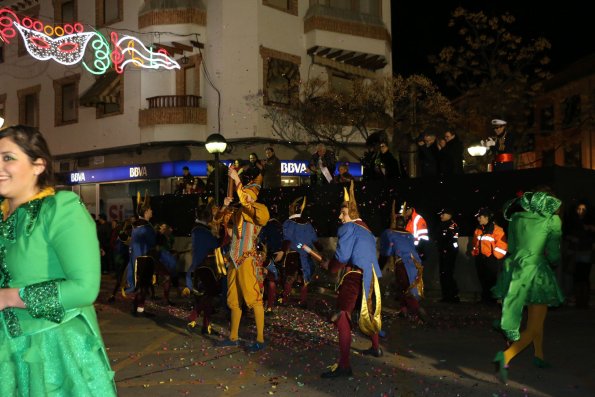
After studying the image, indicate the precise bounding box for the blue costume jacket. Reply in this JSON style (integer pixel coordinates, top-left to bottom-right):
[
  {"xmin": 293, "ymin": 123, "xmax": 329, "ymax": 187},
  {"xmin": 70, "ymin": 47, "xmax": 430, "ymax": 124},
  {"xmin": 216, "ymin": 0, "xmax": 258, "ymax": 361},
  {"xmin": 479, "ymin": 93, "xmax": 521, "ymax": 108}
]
[
  {"xmin": 126, "ymin": 219, "xmax": 156, "ymax": 290},
  {"xmin": 379, "ymin": 229, "xmax": 421, "ymax": 298},
  {"xmin": 187, "ymin": 222, "xmax": 218, "ymax": 289},
  {"xmin": 283, "ymin": 215, "xmax": 319, "ymax": 282},
  {"xmin": 335, "ymin": 220, "xmax": 382, "ymax": 298}
]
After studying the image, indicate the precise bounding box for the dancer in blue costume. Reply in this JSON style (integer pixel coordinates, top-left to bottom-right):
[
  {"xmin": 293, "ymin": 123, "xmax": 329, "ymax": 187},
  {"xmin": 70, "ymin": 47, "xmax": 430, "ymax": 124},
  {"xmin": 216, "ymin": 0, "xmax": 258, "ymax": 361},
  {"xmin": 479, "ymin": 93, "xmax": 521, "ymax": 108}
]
[
  {"xmin": 281, "ymin": 196, "xmax": 320, "ymax": 307},
  {"xmin": 320, "ymin": 181, "xmax": 382, "ymax": 378},
  {"xmin": 379, "ymin": 208, "xmax": 424, "ymax": 319}
]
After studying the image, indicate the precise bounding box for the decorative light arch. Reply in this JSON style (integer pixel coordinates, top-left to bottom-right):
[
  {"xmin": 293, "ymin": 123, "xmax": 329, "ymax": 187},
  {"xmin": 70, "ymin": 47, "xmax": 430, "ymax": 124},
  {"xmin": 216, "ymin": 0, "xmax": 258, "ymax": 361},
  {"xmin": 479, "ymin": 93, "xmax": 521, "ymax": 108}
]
[{"xmin": 0, "ymin": 7, "xmax": 180, "ymax": 74}]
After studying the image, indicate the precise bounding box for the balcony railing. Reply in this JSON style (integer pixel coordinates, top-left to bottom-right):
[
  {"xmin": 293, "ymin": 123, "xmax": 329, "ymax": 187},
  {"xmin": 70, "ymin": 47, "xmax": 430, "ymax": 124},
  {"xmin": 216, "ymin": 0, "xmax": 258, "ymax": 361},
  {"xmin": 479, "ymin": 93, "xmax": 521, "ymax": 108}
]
[{"xmin": 146, "ymin": 95, "xmax": 201, "ymax": 109}]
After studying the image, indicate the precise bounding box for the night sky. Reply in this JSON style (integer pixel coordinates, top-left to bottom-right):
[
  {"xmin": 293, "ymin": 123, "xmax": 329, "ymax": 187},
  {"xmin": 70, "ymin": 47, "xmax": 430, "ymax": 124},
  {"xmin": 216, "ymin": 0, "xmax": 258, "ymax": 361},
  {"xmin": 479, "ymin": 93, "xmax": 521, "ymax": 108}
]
[{"xmin": 392, "ymin": 1, "xmax": 594, "ymax": 78}]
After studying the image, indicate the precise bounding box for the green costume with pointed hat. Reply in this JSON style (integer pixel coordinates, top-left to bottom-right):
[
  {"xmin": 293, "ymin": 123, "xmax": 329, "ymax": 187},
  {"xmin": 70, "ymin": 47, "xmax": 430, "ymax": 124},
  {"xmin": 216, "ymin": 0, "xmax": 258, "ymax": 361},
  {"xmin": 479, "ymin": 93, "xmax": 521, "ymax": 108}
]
[{"xmin": 492, "ymin": 192, "xmax": 565, "ymax": 341}]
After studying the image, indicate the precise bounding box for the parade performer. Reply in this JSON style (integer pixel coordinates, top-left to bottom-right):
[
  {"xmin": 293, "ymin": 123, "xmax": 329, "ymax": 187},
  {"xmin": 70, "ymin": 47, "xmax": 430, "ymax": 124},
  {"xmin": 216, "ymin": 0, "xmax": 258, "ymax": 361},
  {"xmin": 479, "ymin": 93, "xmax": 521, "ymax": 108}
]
[
  {"xmin": 472, "ymin": 207, "xmax": 507, "ymax": 304},
  {"xmin": 126, "ymin": 191, "xmax": 157, "ymax": 316},
  {"xmin": 379, "ymin": 204, "xmax": 424, "ymax": 319},
  {"xmin": 280, "ymin": 196, "xmax": 321, "ymax": 308},
  {"xmin": 217, "ymin": 166, "xmax": 270, "ymax": 352},
  {"xmin": 185, "ymin": 204, "xmax": 221, "ymax": 335},
  {"xmin": 0, "ymin": 125, "xmax": 116, "ymax": 396},
  {"xmin": 491, "ymin": 191, "xmax": 564, "ymax": 384},
  {"xmin": 258, "ymin": 211, "xmax": 284, "ymax": 313},
  {"xmin": 320, "ymin": 181, "xmax": 382, "ymax": 378},
  {"xmin": 149, "ymin": 229, "xmax": 177, "ymax": 306}
]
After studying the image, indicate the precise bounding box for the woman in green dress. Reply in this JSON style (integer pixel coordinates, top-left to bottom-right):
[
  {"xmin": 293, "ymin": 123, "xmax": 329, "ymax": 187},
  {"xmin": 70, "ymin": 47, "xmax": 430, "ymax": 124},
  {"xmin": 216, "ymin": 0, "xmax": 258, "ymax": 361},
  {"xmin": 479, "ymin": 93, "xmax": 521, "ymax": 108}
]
[
  {"xmin": 491, "ymin": 191, "xmax": 564, "ymax": 384},
  {"xmin": 0, "ymin": 125, "xmax": 116, "ymax": 396}
]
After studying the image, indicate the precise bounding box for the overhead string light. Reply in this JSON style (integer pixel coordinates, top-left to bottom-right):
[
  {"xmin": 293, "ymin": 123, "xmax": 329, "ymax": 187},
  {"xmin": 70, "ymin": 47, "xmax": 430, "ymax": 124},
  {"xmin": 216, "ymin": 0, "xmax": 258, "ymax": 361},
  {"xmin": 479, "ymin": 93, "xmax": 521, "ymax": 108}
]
[{"xmin": 0, "ymin": 7, "xmax": 180, "ymax": 74}]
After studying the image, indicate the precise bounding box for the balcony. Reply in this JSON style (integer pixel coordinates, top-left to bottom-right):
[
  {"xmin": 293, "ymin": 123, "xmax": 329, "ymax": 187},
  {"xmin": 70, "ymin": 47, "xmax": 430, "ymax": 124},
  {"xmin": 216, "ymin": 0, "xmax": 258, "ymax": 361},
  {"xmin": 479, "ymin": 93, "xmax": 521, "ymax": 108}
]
[
  {"xmin": 139, "ymin": 95, "xmax": 206, "ymax": 127},
  {"xmin": 304, "ymin": 4, "xmax": 390, "ymax": 72}
]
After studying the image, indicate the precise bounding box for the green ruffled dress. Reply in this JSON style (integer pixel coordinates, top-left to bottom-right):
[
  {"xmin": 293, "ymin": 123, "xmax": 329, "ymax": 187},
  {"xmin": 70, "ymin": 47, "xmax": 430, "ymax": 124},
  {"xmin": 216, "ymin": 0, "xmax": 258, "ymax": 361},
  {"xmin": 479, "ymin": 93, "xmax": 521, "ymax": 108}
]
[
  {"xmin": 492, "ymin": 192, "xmax": 565, "ymax": 341},
  {"xmin": 0, "ymin": 190, "xmax": 116, "ymax": 396}
]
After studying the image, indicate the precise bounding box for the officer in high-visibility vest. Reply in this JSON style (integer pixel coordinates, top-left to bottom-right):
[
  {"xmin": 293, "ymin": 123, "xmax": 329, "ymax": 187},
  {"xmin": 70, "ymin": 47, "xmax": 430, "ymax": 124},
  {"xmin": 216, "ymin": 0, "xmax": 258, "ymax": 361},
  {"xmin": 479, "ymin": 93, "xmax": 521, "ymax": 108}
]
[{"xmin": 472, "ymin": 207, "xmax": 508, "ymax": 304}]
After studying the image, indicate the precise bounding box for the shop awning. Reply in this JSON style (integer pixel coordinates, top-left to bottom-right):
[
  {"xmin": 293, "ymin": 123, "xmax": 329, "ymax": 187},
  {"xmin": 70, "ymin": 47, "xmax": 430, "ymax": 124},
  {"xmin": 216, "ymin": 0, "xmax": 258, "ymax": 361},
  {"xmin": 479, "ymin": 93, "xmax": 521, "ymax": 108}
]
[{"xmin": 79, "ymin": 71, "xmax": 121, "ymax": 107}]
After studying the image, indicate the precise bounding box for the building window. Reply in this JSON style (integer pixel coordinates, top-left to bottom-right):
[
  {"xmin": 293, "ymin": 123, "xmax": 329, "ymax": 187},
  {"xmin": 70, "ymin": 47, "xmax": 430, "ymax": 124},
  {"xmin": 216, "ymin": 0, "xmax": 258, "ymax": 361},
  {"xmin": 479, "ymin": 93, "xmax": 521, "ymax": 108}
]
[
  {"xmin": 562, "ymin": 95, "xmax": 581, "ymax": 129},
  {"xmin": 263, "ymin": 0, "xmax": 298, "ymax": 14},
  {"xmin": 55, "ymin": 0, "xmax": 77, "ymax": 23},
  {"xmin": 96, "ymin": 0, "xmax": 123, "ymax": 26},
  {"xmin": 265, "ymin": 58, "xmax": 299, "ymax": 106},
  {"xmin": 0, "ymin": 94, "xmax": 6, "ymax": 123},
  {"xmin": 54, "ymin": 74, "xmax": 80, "ymax": 126},
  {"xmin": 310, "ymin": 0, "xmax": 381, "ymax": 16},
  {"xmin": 18, "ymin": 85, "xmax": 41, "ymax": 128},
  {"xmin": 265, "ymin": 0, "xmax": 289, "ymax": 10},
  {"xmin": 540, "ymin": 105, "xmax": 554, "ymax": 132},
  {"xmin": 330, "ymin": 72, "xmax": 355, "ymax": 96},
  {"xmin": 97, "ymin": 78, "xmax": 123, "ymax": 118},
  {"xmin": 564, "ymin": 143, "xmax": 582, "ymax": 167}
]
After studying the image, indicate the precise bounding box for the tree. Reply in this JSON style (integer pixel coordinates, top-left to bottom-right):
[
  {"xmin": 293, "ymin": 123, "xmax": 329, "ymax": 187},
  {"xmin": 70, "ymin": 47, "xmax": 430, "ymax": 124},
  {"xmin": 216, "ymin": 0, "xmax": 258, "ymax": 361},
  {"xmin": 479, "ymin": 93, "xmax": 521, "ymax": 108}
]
[
  {"xmin": 429, "ymin": 7, "xmax": 551, "ymax": 152},
  {"xmin": 246, "ymin": 74, "xmax": 458, "ymax": 163}
]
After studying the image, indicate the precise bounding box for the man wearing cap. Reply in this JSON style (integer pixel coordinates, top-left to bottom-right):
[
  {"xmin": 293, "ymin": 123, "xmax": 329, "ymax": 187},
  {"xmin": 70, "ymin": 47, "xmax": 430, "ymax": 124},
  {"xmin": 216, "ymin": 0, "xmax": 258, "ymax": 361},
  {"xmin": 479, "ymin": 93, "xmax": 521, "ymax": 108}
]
[
  {"xmin": 217, "ymin": 166, "xmax": 270, "ymax": 352},
  {"xmin": 437, "ymin": 208, "xmax": 460, "ymax": 303},
  {"xmin": 320, "ymin": 181, "xmax": 382, "ymax": 378},
  {"xmin": 472, "ymin": 208, "xmax": 508, "ymax": 304},
  {"xmin": 489, "ymin": 119, "xmax": 516, "ymax": 171}
]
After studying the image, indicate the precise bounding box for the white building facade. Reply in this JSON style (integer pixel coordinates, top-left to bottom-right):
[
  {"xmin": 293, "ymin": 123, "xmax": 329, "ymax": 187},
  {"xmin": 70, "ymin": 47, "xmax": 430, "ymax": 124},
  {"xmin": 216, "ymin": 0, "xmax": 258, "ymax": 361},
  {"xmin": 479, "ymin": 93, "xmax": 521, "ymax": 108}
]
[{"xmin": 0, "ymin": 0, "xmax": 392, "ymax": 218}]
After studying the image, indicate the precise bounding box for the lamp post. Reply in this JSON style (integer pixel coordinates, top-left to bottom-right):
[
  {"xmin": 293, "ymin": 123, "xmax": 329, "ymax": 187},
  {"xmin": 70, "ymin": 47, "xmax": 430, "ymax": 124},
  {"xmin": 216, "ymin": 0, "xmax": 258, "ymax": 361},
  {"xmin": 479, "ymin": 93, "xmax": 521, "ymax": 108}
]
[
  {"xmin": 205, "ymin": 133, "xmax": 227, "ymax": 206},
  {"xmin": 467, "ymin": 145, "xmax": 488, "ymax": 157}
]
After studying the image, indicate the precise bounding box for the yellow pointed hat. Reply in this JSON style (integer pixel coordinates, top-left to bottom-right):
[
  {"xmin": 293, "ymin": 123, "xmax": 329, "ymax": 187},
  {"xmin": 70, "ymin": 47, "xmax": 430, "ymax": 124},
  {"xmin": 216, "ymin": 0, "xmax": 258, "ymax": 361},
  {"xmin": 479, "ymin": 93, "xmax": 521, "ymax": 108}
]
[{"xmin": 341, "ymin": 180, "xmax": 360, "ymax": 219}]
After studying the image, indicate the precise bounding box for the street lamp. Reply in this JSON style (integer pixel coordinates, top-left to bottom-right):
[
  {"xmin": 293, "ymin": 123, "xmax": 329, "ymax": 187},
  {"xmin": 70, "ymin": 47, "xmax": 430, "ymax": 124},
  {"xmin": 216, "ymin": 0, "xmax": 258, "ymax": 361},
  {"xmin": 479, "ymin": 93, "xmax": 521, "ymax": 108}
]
[
  {"xmin": 205, "ymin": 133, "xmax": 227, "ymax": 206},
  {"xmin": 467, "ymin": 144, "xmax": 488, "ymax": 157}
]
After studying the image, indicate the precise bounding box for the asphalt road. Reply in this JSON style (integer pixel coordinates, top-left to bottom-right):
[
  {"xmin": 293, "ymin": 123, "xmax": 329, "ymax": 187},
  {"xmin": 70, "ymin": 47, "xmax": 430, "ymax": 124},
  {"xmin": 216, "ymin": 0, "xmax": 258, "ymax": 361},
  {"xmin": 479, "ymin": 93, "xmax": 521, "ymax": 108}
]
[{"xmin": 96, "ymin": 275, "xmax": 595, "ymax": 397}]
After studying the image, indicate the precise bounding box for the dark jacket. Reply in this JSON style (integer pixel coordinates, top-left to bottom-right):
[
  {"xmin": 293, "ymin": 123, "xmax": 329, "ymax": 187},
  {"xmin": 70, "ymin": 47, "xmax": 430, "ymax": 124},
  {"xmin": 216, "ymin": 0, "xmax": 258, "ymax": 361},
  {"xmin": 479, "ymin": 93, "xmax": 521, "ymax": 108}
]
[
  {"xmin": 440, "ymin": 136, "xmax": 464, "ymax": 175},
  {"xmin": 262, "ymin": 155, "xmax": 282, "ymax": 188},
  {"xmin": 418, "ymin": 142, "xmax": 440, "ymax": 177}
]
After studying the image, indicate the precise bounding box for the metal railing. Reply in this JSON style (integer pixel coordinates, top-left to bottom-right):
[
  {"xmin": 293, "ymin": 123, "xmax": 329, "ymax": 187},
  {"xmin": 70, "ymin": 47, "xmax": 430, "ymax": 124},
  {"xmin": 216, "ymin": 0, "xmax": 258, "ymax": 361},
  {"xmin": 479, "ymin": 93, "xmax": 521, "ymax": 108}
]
[{"xmin": 146, "ymin": 95, "xmax": 201, "ymax": 109}]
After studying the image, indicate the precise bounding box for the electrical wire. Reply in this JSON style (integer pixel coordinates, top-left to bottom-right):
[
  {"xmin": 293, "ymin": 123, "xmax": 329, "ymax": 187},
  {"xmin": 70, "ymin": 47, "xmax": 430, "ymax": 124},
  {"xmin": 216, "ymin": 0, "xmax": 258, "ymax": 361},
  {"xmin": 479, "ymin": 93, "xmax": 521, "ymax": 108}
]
[{"xmin": 197, "ymin": 36, "xmax": 221, "ymax": 134}]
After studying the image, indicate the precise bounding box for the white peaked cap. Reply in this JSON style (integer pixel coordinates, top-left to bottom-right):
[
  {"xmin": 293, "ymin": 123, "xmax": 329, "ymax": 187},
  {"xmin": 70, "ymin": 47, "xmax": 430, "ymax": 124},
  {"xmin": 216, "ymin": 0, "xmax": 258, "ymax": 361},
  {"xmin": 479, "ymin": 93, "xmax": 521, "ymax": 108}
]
[{"xmin": 491, "ymin": 119, "xmax": 507, "ymax": 126}]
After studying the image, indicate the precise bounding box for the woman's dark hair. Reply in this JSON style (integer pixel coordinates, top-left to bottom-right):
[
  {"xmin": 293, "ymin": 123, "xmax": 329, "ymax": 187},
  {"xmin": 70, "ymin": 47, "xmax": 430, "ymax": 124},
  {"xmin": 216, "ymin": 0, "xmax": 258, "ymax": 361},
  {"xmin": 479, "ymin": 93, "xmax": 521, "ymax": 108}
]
[{"xmin": 0, "ymin": 125, "xmax": 54, "ymax": 188}]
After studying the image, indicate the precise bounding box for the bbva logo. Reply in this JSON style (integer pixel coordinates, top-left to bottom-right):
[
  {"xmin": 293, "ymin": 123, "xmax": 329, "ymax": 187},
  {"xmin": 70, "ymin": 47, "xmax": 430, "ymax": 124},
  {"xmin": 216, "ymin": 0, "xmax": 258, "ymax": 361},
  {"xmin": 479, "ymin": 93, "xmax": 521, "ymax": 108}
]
[
  {"xmin": 281, "ymin": 162, "xmax": 307, "ymax": 174},
  {"xmin": 130, "ymin": 166, "xmax": 148, "ymax": 178},
  {"xmin": 70, "ymin": 172, "xmax": 86, "ymax": 182}
]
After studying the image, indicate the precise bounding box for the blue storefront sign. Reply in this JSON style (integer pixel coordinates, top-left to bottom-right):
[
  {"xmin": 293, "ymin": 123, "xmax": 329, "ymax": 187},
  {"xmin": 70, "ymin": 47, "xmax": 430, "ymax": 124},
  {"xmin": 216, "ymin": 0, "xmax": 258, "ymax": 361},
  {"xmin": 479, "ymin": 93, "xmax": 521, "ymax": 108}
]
[{"xmin": 66, "ymin": 160, "xmax": 362, "ymax": 185}]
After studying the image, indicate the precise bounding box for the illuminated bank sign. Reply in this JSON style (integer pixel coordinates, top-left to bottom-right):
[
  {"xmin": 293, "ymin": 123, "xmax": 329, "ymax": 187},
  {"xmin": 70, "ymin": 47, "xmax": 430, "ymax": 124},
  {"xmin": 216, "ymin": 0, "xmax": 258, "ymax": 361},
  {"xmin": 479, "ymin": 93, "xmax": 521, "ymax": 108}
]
[
  {"xmin": 281, "ymin": 161, "xmax": 309, "ymax": 176},
  {"xmin": 66, "ymin": 160, "xmax": 362, "ymax": 184}
]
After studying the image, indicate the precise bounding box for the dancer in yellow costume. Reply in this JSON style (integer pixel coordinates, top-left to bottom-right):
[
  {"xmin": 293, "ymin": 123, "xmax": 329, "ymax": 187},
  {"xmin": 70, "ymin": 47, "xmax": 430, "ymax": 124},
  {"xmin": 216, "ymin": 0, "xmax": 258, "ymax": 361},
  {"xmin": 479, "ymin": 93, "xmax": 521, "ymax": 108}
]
[{"xmin": 216, "ymin": 166, "xmax": 269, "ymax": 352}]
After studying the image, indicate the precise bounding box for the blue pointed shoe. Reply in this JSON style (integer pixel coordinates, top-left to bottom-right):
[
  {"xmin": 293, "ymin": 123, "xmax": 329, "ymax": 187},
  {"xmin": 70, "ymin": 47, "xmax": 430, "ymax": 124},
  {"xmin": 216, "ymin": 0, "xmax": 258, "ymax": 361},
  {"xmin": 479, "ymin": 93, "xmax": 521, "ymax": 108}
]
[{"xmin": 492, "ymin": 351, "xmax": 509, "ymax": 384}]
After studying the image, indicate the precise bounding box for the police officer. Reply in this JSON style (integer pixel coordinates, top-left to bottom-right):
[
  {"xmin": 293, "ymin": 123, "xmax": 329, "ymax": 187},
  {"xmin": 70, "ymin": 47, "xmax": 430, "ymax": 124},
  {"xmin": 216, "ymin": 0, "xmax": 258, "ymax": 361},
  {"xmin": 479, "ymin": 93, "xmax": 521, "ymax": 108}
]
[{"xmin": 436, "ymin": 208, "xmax": 460, "ymax": 303}]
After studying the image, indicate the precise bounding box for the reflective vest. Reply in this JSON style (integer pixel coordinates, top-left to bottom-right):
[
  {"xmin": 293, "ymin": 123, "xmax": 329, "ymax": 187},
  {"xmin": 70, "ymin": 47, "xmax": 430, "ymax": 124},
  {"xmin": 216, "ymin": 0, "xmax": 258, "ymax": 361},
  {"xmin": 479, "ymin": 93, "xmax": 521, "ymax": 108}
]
[
  {"xmin": 405, "ymin": 209, "xmax": 429, "ymax": 246},
  {"xmin": 471, "ymin": 223, "xmax": 507, "ymax": 259}
]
